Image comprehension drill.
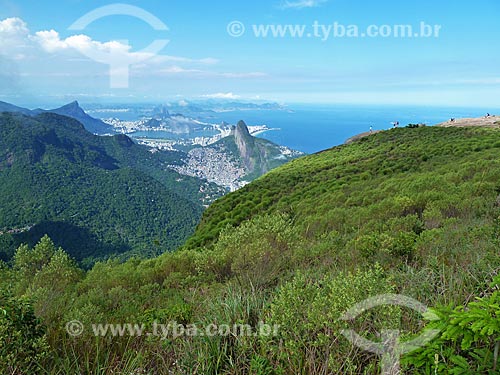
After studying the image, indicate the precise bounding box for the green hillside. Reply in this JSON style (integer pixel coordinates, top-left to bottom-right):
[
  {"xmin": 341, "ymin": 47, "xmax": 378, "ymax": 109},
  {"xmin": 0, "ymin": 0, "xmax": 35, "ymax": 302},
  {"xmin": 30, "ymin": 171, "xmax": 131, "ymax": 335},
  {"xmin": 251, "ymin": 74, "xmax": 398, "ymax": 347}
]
[
  {"xmin": 3, "ymin": 125, "xmax": 500, "ymax": 374},
  {"xmin": 0, "ymin": 112, "xmax": 223, "ymax": 264},
  {"xmin": 186, "ymin": 125, "xmax": 500, "ymax": 250}
]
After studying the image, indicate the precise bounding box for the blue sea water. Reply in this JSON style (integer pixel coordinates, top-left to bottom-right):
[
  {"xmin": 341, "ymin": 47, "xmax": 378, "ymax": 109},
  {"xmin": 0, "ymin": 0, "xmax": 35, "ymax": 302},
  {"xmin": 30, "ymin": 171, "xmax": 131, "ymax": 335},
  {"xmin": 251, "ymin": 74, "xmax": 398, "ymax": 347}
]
[{"xmin": 210, "ymin": 105, "xmax": 499, "ymax": 154}]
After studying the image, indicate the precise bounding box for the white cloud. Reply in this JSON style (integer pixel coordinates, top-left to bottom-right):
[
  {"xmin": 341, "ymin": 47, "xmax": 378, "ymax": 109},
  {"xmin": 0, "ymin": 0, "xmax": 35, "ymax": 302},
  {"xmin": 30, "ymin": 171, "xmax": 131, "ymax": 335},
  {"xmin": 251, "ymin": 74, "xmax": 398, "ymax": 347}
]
[
  {"xmin": 32, "ymin": 30, "xmax": 65, "ymax": 52},
  {"xmin": 0, "ymin": 16, "xmax": 268, "ymax": 89},
  {"xmin": 155, "ymin": 55, "xmax": 219, "ymax": 65},
  {"xmin": 219, "ymin": 72, "xmax": 267, "ymax": 78},
  {"xmin": 32, "ymin": 29, "xmax": 220, "ymax": 69},
  {"xmin": 154, "ymin": 66, "xmax": 267, "ymax": 79},
  {"xmin": 199, "ymin": 57, "xmax": 219, "ymax": 65},
  {"xmin": 280, "ymin": 0, "xmax": 328, "ymax": 9},
  {"xmin": 32, "ymin": 29, "xmax": 161, "ymax": 66},
  {"xmin": 202, "ymin": 92, "xmax": 241, "ymax": 99},
  {"xmin": 0, "ymin": 17, "xmax": 219, "ymax": 70},
  {"xmin": 0, "ymin": 17, "xmax": 28, "ymax": 35},
  {"xmin": 158, "ymin": 66, "xmax": 204, "ymax": 74},
  {"xmin": 0, "ymin": 17, "xmax": 30, "ymax": 54}
]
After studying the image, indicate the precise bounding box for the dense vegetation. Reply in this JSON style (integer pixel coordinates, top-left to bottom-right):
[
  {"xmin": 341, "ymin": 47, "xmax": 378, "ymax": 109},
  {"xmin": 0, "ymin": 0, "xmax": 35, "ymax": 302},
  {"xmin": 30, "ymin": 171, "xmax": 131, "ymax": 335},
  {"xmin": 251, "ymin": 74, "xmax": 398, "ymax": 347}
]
[
  {"xmin": 2, "ymin": 125, "xmax": 500, "ymax": 374},
  {"xmin": 187, "ymin": 125, "xmax": 500, "ymax": 251},
  {"xmin": 0, "ymin": 112, "xmax": 224, "ymax": 265}
]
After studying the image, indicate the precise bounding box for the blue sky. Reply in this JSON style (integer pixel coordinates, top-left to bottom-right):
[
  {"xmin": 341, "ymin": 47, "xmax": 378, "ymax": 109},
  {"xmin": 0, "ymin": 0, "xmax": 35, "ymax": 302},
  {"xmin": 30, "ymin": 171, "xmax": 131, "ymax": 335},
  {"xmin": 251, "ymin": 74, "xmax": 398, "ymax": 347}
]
[{"xmin": 0, "ymin": 0, "xmax": 499, "ymax": 107}]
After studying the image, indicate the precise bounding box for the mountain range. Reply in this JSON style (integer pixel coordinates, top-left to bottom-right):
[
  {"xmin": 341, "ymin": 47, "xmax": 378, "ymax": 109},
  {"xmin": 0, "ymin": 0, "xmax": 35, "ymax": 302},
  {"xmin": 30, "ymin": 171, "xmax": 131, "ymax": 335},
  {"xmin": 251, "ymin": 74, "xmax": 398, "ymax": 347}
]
[
  {"xmin": 0, "ymin": 100, "xmax": 299, "ymax": 264},
  {"xmin": 0, "ymin": 111, "xmax": 224, "ymax": 265},
  {"xmin": 0, "ymin": 100, "xmax": 115, "ymax": 134},
  {"xmin": 148, "ymin": 100, "xmax": 288, "ymax": 120}
]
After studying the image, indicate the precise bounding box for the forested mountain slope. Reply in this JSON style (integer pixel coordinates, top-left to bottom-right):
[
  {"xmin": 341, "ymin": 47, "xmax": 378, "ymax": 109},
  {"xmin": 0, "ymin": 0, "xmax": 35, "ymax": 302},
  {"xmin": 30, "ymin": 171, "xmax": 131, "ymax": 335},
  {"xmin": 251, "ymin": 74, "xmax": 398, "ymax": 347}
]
[
  {"xmin": 186, "ymin": 125, "xmax": 500, "ymax": 250},
  {"xmin": 0, "ymin": 112, "xmax": 222, "ymax": 264}
]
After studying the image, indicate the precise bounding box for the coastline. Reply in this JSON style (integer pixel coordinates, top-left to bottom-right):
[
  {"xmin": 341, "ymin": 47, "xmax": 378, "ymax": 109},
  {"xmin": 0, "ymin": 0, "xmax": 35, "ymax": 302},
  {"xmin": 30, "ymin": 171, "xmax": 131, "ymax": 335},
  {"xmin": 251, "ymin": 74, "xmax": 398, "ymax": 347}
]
[{"xmin": 250, "ymin": 128, "xmax": 280, "ymax": 137}]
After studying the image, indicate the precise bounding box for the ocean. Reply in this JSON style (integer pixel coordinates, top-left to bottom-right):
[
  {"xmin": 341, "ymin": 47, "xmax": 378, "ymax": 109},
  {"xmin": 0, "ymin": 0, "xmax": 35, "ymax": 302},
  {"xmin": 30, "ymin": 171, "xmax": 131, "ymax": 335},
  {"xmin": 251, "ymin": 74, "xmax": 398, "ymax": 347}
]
[{"xmin": 209, "ymin": 105, "xmax": 498, "ymax": 154}]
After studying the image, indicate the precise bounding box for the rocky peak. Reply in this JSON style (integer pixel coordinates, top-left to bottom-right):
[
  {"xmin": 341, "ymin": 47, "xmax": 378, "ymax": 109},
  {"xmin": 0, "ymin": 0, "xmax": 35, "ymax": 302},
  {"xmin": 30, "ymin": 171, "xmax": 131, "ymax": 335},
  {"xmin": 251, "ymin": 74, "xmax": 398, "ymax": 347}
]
[
  {"xmin": 231, "ymin": 120, "xmax": 256, "ymax": 171},
  {"xmin": 54, "ymin": 101, "xmax": 86, "ymax": 117}
]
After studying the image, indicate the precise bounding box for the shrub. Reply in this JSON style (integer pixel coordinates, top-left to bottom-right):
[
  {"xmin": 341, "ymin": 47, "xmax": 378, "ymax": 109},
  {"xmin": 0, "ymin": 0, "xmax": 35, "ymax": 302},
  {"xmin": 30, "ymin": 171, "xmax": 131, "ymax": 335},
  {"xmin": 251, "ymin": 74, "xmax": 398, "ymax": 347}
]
[
  {"xmin": 0, "ymin": 290, "xmax": 50, "ymax": 374},
  {"xmin": 196, "ymin": 214, "xmax": 303, "ymax": 288},
  {"xmin": 262, "ymin": 265, "xmax": 398, "ymax": 374},
  {"xmin": 403, "ymin": 275, "xmax": 500, "ymax": 374}
]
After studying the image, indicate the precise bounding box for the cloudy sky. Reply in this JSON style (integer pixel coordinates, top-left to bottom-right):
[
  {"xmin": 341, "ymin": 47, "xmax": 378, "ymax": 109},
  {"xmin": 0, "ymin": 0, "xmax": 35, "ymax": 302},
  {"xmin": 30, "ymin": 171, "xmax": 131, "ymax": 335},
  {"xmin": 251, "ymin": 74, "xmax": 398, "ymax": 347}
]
[{"xmin": 0, "ymin": 0, "xmax": 499, "ymax": 107}]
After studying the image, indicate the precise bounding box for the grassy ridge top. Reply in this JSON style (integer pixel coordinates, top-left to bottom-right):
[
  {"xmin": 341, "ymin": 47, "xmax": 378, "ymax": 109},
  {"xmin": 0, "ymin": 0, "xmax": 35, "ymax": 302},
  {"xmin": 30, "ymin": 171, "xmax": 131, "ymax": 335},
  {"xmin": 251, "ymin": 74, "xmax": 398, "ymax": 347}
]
[{"xmin": 186, "ymin": 126, "xmax": 500, "ymax": 249}]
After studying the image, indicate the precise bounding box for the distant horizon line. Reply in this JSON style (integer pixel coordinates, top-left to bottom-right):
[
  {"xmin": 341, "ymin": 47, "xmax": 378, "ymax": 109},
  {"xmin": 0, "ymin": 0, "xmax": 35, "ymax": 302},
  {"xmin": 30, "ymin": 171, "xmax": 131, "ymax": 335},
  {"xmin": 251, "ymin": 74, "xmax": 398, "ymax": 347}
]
[{"xmin": 1, "ymin": 97, "xmax": 499, "ymax": 112}]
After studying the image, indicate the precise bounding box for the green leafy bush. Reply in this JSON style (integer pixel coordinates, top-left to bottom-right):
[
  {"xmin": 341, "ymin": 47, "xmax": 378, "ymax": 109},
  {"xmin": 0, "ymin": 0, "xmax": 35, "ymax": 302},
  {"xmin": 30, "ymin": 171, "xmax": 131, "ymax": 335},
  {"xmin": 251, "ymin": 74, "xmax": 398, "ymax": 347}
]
[
  {"xmin": 403, "ymin": 275, "xmax": 500, "ymax": 374},
  {"xmin": 263, "ymin": 265, "xmax": 397, "ymax": 374},
  {"xmin": 0, "ymin": 290, "xmax": 50, "ymax": 374}
]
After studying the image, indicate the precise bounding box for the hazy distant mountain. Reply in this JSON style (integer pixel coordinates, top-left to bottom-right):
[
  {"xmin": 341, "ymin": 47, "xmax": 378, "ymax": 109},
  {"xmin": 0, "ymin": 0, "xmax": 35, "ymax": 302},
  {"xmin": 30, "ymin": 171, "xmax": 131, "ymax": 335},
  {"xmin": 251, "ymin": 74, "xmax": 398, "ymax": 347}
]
[
  {"xmin": 153, "ymin": 100, "xmax": 288, "ymax": 120},
  {"xmin": 209, "ymin": 101, "xmax": 287, "ymax": 112},
  {"xmin": 144, "ymin": 113, "xmax": 209, "ymax": 134},
  {"xmin": 48, "ymin": 101, "xmax": 114, "ymax": 134},
  {"xmin": 0, "ymin": 101, "xmax": 33, "ymax": 115},
  {"xmin": 0, "ymin": 100, "xmax": 115, "ymax": 135}
]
